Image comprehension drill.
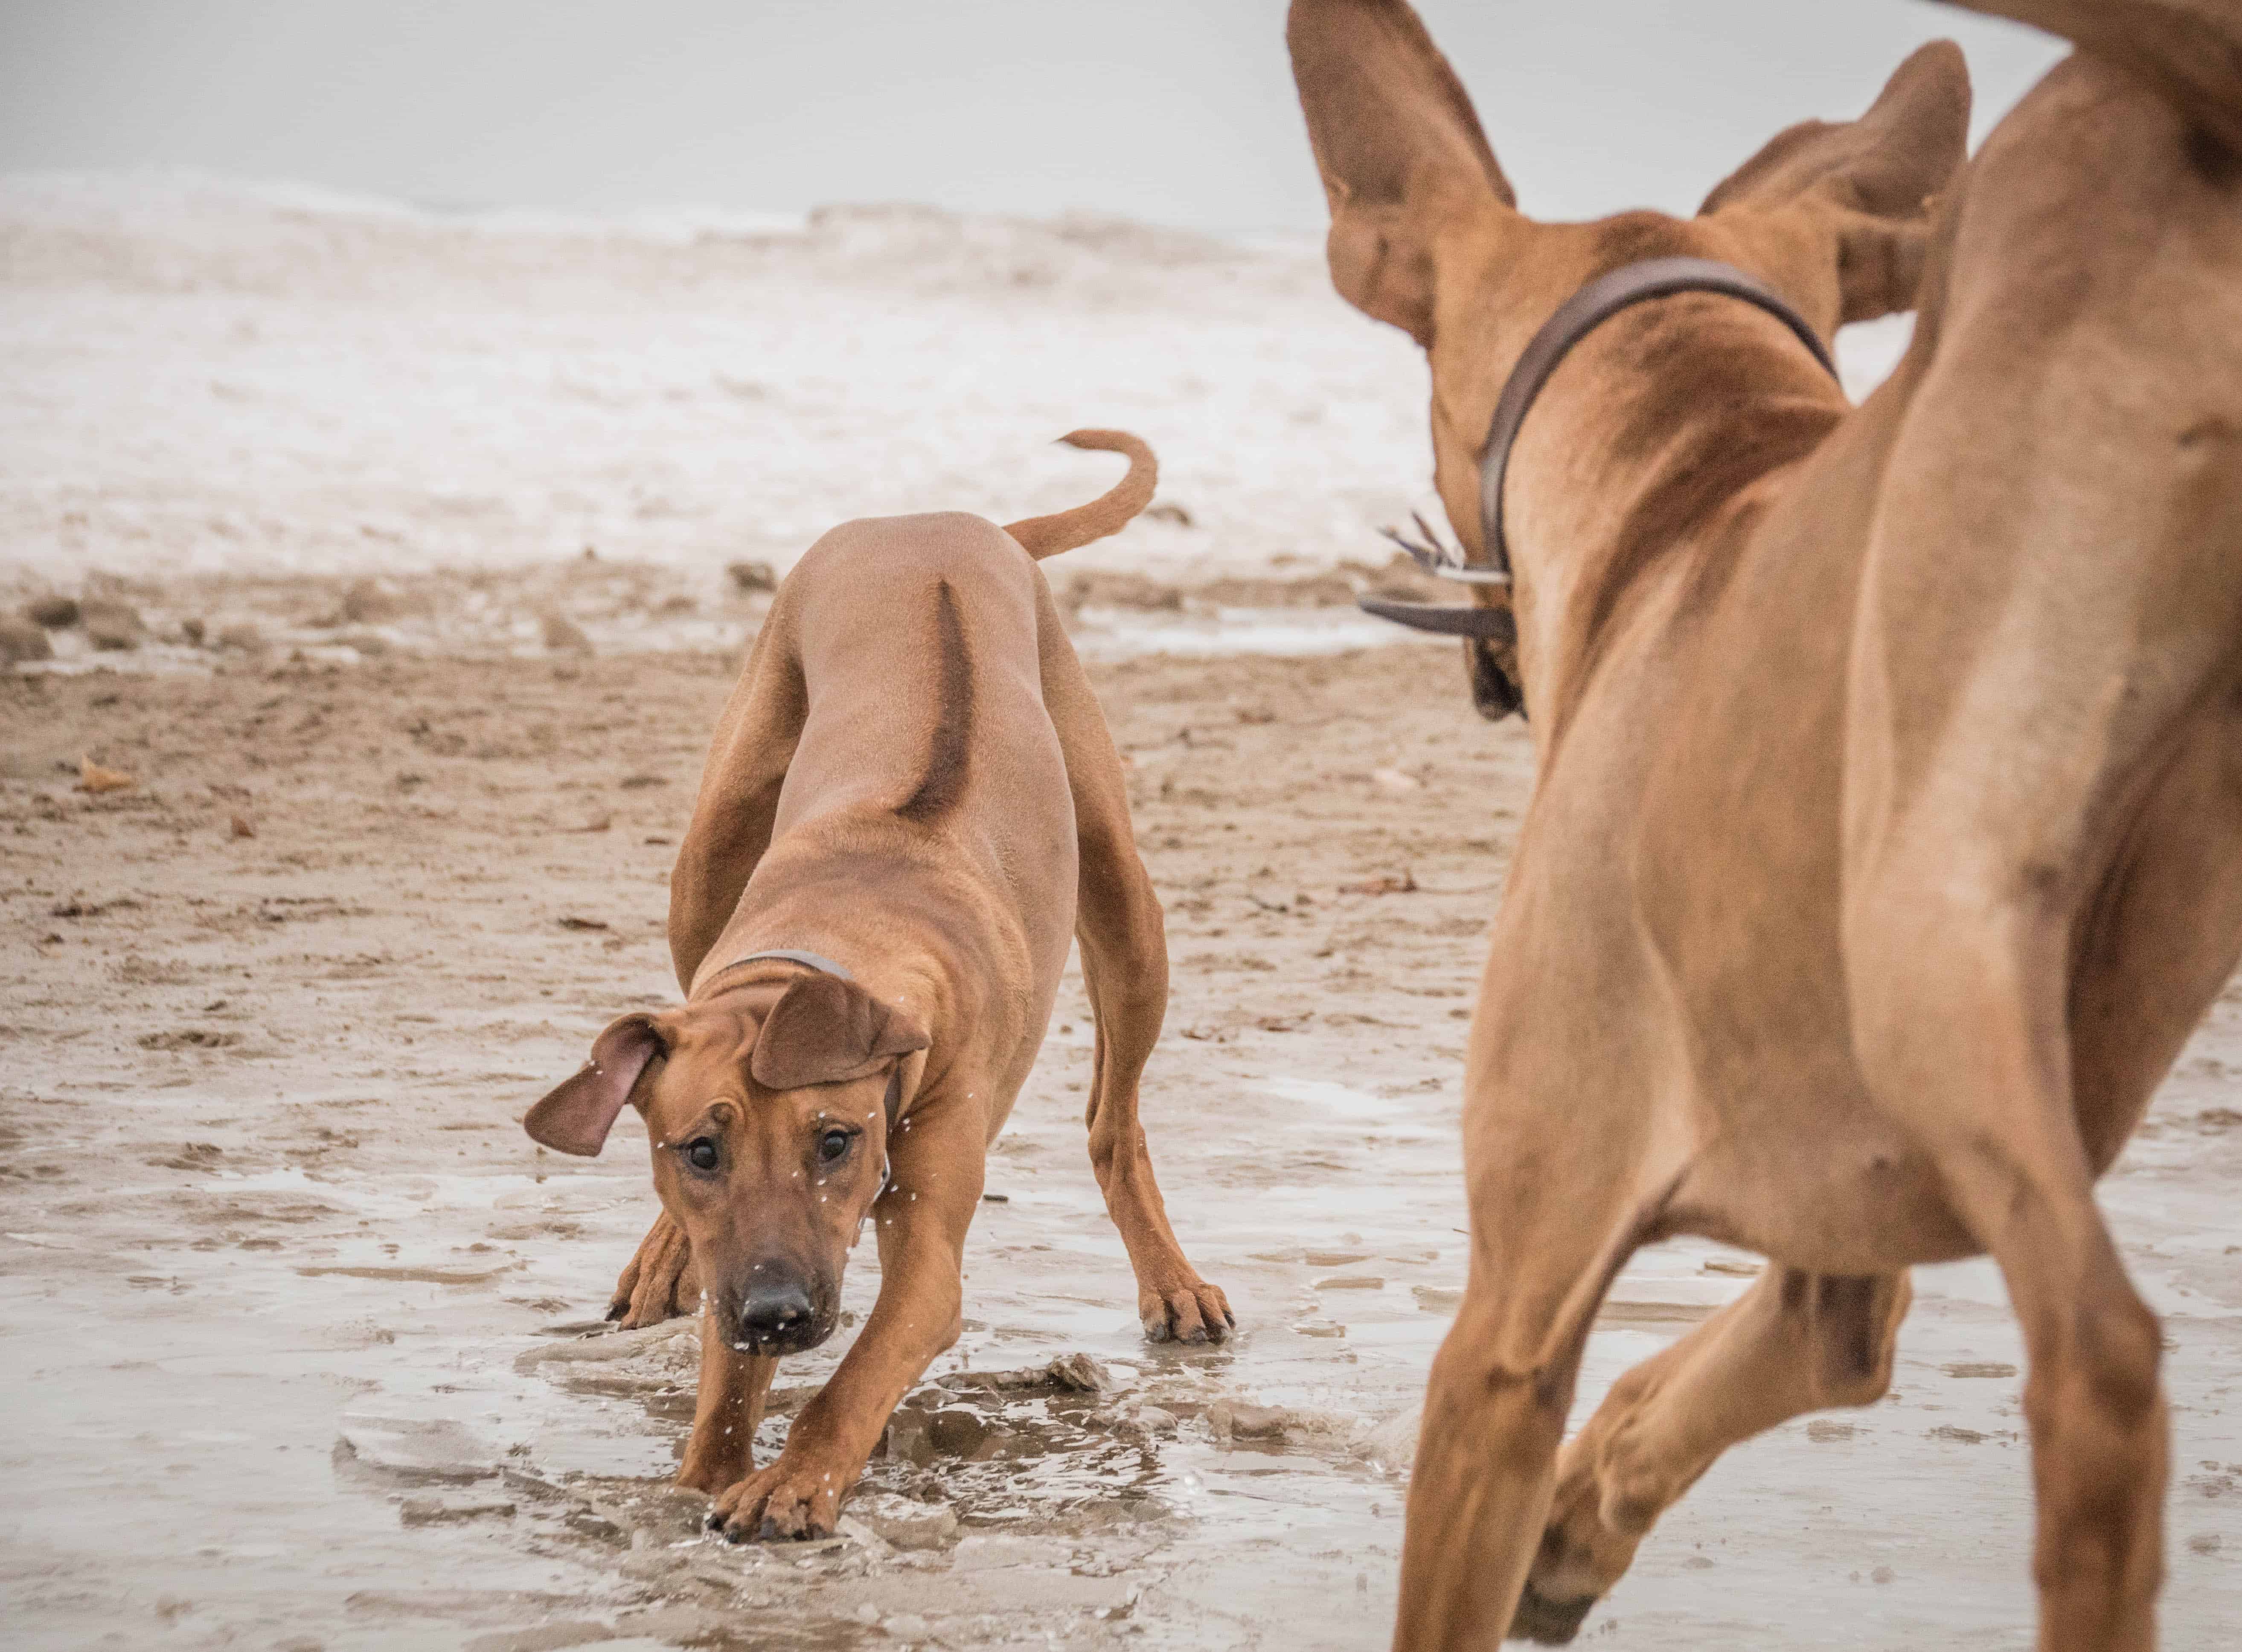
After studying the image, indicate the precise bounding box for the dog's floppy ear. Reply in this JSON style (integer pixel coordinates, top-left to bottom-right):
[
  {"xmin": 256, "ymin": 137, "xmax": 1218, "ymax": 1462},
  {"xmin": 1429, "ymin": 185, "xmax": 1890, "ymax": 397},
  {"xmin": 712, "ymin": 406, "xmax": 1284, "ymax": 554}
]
[
  {"xmin": 1287, "ymin": 0, "xmax": 1516, "ymax": 345},
  {"xmin": 525, "ymin": 1012, "xmax": 671, "ymax": 1157},
  {"xmin": 750, "ymin": 974, "xmax": 930, "ymax": 1092},
  {"xmin": 1701, "ymin": 42, "xmax": 1971, "ymax": 323}
]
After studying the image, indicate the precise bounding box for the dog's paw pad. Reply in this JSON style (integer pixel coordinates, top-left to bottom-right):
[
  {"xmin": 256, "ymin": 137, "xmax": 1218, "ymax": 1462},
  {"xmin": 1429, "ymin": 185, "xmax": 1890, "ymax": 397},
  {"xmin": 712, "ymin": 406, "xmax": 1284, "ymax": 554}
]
[
  {"xmin": 704, "ymin": 1459, "xmax": 843, "ymax": 1543},
  {"xmin": 1142, "ymin": 1279, "xmax": 1236, "ymax": 1345}
]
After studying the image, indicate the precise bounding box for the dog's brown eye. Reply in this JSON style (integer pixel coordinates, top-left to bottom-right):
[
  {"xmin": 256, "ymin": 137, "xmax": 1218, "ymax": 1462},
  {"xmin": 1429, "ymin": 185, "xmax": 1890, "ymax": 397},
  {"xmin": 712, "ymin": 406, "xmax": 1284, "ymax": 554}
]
[
  {"xmin": 684, "ymin": 1138, "xmax": 719, "ymax": 1172},
  {"xmin": 816, "ymin": 1128, "xmax": 852, "ymax": 1165}
]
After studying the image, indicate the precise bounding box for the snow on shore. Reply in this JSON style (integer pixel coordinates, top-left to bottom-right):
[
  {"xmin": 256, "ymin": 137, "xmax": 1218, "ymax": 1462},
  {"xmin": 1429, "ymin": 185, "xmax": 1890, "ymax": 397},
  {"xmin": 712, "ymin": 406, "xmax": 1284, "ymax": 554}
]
[
  {"xmin": 2, "ymin": 172, "xmax": 1906, "ymax": 601},
  {"xmin": 0, "ymin": 172, "xmax": 1437, "ymax": 590}
]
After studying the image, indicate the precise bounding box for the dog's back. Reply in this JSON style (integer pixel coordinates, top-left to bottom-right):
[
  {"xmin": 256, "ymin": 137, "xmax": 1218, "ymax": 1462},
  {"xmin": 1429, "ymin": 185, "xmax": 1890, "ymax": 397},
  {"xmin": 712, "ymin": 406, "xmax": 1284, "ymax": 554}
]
[
  {"xmin": 772, "ymin": 511, "xmax": 1065, "ymax": 845},
  {"xmin": 666, "ymin": 434, "xmax": 1159, "ymax": 1008}
]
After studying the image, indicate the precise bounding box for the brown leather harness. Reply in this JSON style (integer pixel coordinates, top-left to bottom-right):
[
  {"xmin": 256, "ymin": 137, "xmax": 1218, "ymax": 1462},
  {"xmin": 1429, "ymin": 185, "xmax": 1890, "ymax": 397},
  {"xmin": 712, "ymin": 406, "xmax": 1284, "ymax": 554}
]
[{"xmin": 1357, "ymin": 256, "xmax": 1843, "ymax": 720}]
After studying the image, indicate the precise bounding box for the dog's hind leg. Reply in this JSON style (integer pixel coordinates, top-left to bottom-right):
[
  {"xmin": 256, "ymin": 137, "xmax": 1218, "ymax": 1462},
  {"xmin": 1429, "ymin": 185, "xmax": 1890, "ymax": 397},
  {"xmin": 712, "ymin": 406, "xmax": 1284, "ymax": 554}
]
[
  {"xmin": 1035, "ymin": 582, "xmax": 1232, "ymax": 1344},
  {"xmin": 1848, "ymin": 906, "xmax": 2170, "ymax": 1652},
  {"xmin": 1396, "ymin": 1141, "xmax": 1676, "ymax": 1652},
  {"xmin": 1512, "ymin": 1267, "xmax": 1909, "ymax": 1639},
  {"xmin": 1844, "ymin": 711, "xmax": 2242, "ymax": 1651}
]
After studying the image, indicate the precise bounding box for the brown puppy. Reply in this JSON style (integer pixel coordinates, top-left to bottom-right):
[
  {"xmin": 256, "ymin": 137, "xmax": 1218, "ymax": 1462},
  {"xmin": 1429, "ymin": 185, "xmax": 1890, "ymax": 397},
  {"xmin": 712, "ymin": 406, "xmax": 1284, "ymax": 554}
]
[
  {"xmin": 1290, "ymin": 2, "xmax": 2242, "ymax": 1648},
  {"xmin": 524, "ymin": 431, "xmax": 1230, "ymax": 1540}
]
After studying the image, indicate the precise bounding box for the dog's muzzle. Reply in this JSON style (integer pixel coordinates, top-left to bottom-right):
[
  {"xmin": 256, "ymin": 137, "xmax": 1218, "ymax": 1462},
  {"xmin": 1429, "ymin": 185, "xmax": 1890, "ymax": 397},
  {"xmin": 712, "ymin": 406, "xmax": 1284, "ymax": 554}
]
[{"xmin": 732, "ymin": 1274, "xmax": 837, "ymax": 1355}]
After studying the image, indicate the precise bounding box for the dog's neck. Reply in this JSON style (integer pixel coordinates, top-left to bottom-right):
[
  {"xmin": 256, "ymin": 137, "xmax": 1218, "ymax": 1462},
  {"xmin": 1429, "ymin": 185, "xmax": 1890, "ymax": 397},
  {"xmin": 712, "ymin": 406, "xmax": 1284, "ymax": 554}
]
[{"xmin": 1451, "ymin": 293, "xmax": 1849, "ymax": 746}]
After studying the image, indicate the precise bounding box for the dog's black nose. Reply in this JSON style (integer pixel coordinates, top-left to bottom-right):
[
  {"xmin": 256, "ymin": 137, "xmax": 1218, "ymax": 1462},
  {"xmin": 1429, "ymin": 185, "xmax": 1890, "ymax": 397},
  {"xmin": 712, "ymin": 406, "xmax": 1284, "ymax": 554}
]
[{"xmin": 739, "ymin": 1280, "xmax": 816, "ymax": 1345}]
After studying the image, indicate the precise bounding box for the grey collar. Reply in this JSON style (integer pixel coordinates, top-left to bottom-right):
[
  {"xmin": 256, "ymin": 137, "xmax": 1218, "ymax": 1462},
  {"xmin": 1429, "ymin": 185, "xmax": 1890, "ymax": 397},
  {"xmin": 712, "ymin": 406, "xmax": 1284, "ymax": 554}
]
[
  {"xmin": 697, "ymin": 948, "xmax": 910, "ymax": 1131},
  {"xmin": 728, "ymin": 947, "xmax": 852, "ymax": 981},
  {"xmin": 695, "ymin": 947, "xmax": 853, "ymax": 996}
]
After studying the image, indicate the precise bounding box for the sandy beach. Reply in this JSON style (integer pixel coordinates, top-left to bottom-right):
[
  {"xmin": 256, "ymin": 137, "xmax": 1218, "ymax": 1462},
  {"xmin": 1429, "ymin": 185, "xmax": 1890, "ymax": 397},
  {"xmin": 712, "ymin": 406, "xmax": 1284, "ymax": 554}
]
[{"xmin": 3, "ymin": 177, "xmax": 2237, "ymax": 1651}]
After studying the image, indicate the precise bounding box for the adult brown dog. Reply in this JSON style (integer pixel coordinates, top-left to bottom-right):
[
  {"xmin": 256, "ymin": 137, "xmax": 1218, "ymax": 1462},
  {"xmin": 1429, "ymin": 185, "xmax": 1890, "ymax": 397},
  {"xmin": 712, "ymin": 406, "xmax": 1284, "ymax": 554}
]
[
  {"xmin": 1289, "ymin": 2, "xmax": 2242, "ymax": 1646},
  {"xmin": 523, "ymin": 431, "xmax": 1231, "ymax": 1541}
]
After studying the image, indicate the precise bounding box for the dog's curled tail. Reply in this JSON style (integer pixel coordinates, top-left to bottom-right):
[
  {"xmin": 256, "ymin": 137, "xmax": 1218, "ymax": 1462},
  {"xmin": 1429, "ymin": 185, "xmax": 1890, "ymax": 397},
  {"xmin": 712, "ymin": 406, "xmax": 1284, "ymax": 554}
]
[{"xmin": 1002, "ymin": 429, "xmax": 1158, "ymax": 560}]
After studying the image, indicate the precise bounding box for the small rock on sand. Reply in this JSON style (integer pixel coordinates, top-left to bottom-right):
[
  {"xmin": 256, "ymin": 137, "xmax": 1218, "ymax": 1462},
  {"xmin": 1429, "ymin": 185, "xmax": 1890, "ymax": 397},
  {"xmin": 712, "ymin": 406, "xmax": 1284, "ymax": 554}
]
[
  {"xmin": 334, "ymin": 1415, "xmax": 501, "ymax": 1485},
  {"xmin": 1207, "ymin": 1400, "xmax": 1290, "ymax": 1442},
  {"xmin": 400, "ymin": 1495, "xmax": 515, "ymax": 1526},
  {"xmin": 884, "ymin": 1408, "xmax": 935, "ymax": 1466},
  {"xmin": 1044, "ymin": 1351, "xmax": 1115, "ymax": 1393},
  {"xmin": 725, "ymin": 560, "xmax": 777, "ymax": 593},
  {"xmin": 1067, "ymin": 571, "xmax": 1184, "ymax": 612},
  {"xmin": 927, "ymin": 1407, "xmax": 987, "ymax": 1457},
  {"xmin": 852, "ymin": 1492, "xmax": 958, "ymax": 1551},
  {"xmin": 342, "ymin": 577, "xmax": 405, "ymax": 624},
  {"xmin": 23, "ymin": 595, "xmax": 79, "ymax": 628},
  {"xmin": 80, "ymin": 597, "xmax": 145, "ymax": 650},
  {"xmin": 541, "ymin": 615, "xmax": 594, "ymax": 654},
  {"xmin": 951, "ymin": 1535, "xmax": 1043, "ymax": 1571},
  {"xmin": 1356, "ymin": 1404, "xmax": 1422, "ymax": 1469},
  {"xmin": 333, "ymin": 627, "xmax": 393, "ymax": 657},
  {"xmin": 945, "ymin": 1352, "xmax": 1115, "ymax": 1395},
  {"xmin": 0, "ymin": 618, "xmax": 53, "ymax": 664}
]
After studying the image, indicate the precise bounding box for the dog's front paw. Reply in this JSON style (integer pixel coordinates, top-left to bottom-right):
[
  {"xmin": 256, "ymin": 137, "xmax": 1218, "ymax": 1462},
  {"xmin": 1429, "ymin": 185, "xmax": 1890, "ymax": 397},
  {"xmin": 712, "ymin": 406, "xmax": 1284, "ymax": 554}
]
[
  {"xmin": 705, "ymin": 1452, "xmax": 852, "ymax": 1542},
  {"xmin": 1139, "ymin": 1272, "xmax": 1236, "ymax": 1345},
  {"xmin": 608, "ymin": 1212, "xmax": 697, "ymax": 1329}
]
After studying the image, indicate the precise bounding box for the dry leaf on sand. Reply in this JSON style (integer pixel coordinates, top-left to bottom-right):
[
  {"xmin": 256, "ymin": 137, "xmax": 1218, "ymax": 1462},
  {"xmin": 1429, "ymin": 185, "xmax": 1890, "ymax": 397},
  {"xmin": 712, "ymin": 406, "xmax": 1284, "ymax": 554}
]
[
  {"xmin": 1342, "ymin": 870, "xmax": 1418, "ymax": 896},
  {"xmin": 230, "ymin": 815, "xmax": 256, "ymax": 839},
  {"xmin": 78, "ymin": 755, "xmax": 135, "ymax": 793}
]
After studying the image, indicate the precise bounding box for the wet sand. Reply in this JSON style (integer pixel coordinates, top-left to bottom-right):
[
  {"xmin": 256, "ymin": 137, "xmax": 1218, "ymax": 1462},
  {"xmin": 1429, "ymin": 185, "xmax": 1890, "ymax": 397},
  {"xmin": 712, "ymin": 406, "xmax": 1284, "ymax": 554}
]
[{"xmin": 6, "ymin": 630, "xmax": 2242, "ymax": 1650}]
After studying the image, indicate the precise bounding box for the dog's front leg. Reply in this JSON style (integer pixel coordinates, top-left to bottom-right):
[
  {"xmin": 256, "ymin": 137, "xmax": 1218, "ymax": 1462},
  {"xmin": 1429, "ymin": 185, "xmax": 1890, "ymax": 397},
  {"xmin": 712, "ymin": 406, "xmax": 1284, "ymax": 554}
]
[
  {"xmin": 676, "ymin": 1301, "xmax": 777, "ymax": 1494},
  {"xmin": 707, "ymin": 1102, "xmax": 983, "ymax": 1542}
]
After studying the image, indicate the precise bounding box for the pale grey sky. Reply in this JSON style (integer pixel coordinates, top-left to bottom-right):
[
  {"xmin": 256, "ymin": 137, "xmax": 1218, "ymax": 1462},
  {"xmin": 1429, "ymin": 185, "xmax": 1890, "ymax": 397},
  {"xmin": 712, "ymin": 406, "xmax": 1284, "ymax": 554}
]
[{"xmin": 0, "ymin": 2, "xmax": 2068, "ymax": 230}]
